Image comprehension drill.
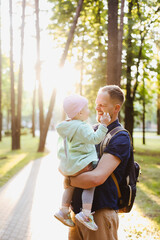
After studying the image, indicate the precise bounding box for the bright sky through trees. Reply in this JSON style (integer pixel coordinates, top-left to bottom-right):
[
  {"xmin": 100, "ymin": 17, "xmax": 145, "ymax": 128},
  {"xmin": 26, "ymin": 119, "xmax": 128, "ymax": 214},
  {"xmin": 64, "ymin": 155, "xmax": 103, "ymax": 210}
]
[{"xmin": 1, "ymin": 0, "xmax": 80, "ymax": 100}]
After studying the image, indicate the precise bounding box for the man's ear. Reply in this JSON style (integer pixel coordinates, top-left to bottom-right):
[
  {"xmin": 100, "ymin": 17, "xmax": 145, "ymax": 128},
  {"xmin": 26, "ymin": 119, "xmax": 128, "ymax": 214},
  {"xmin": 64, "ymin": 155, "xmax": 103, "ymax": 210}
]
[{"xmin": 115, "ymin": 104, "xmax": 121, "ymax": 113}]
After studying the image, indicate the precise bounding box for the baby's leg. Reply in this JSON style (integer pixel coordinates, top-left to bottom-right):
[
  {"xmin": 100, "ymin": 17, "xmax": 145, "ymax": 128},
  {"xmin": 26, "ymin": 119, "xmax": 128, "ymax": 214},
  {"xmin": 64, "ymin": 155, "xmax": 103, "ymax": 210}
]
[
  {"xmin": 82, "ymin": 187, "xmax": 95, "ymax": 216},
  {"xmin": 61, "ymin": 186, "xmax": 75, "ymax": 213},
  {"xmin": 54, "ymin": 185, "xmax": 75, "ymax": 227},
  {"xmin": 75, "ymin": 187, "xmax": 98, "ymax": 231}
]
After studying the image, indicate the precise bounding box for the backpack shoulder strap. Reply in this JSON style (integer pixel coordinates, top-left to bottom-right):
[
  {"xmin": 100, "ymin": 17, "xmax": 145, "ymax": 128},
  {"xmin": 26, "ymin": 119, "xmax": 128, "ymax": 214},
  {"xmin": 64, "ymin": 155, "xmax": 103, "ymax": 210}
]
[
  {"xmin": 100, "ymin": 125, "xmax": 131, "ymax": 201},
  {"xmin": 111, "ymin": 172, "xmax": 122, "ymax": 200},
  {"xmin": 108, "ymin": 126, "xmax": 132, "ymax": 145},
  {"xmin": 100, "ymin": 125, "xmax": 131, "ymax": 157}
]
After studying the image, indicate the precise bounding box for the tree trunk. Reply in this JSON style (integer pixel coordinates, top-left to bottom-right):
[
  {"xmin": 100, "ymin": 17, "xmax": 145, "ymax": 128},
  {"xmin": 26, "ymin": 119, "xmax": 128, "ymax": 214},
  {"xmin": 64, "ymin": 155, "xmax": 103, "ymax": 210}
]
[
  {"xmin": 80, "ymin": 48, "xmax": 84, "ymax": 95},
  {"xmin": 125, "ymin": 0, "xmax": 149, "ymax": 138},
  {"xmin": 37, "ymin": 0, "xmax": 84, "ymax": 152},
  {"xmin": 38, "ymin": 89, "xmax": 56, "ymax": 152},
  {"xmin": 35, "ymin": 0, "xmax": 44, "ymax": 138},
  {"xmin": 125, "ymin": 96, "xmax": 134, "ymax": 139},
  {"xmin": 32, "ymin": 87, "xmax": 36, "ymax": 137},
  {"xmin": 16, "ymin": 0, "xmax": 26, "ymax": 149},
  {"xmin": 124, "ymin": 1, "xmax": 134, "ymax": 138},
  {"xmin": 9, "ymin": 0, "xmax": 16, "ymax": 150},
  {"xmin": 117, "ymin": 0, "xmax": 125, "ymax": 86},
  {"xmin": 7, "ymin": 109, "xmax": 10, "ymax": 130},
  {"xmin": 107, "ymin": 0, "xmax": 118, "ymax": 85},
  {"xmin": 0, "ymin": 0, "xmax": 2, "ymax": 141},
  {"xmin": 80, "ymin": 27, "xmax": 85, "ymax": 96},
  {"xmin": 157, "ymin": 99, "xmax": 160, "ymax": 135},
  {"xmin": 157, "ymin": 77, "xmax": 160, "ymax": 135},
  {"xmin": 59, "ymin": 0, "xmax": 84, "ymax": 67},
  {"xmin": 142, "ymin": 77, "xmax": 145, "ymax": 144}
]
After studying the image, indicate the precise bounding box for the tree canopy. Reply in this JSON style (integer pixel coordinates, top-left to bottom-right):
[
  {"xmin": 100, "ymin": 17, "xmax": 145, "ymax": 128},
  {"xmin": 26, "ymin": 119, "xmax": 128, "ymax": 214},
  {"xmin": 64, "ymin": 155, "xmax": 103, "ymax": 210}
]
[{"xmin": 48, "ymin": 0, "xmax": 160, "ymax": 136}]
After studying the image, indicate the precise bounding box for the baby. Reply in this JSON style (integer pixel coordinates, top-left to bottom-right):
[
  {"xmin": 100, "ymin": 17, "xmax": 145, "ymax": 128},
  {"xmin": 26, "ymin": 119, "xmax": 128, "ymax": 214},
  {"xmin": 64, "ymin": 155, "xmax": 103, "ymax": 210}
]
[{"xmin": 54, "ymin": 94, "xmax": 110, "ymax": 231}]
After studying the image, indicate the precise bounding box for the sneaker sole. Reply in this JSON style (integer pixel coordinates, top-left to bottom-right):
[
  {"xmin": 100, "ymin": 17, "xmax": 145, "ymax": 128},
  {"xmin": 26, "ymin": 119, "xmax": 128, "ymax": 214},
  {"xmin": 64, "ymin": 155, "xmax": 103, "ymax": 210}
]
[
  {"xmin": 75, "ymin": 214, "xmax": 98, "ymax": 231},
  {"xmin": 54, "ymin": 214, "xmax": 75, "ymax": 227}
]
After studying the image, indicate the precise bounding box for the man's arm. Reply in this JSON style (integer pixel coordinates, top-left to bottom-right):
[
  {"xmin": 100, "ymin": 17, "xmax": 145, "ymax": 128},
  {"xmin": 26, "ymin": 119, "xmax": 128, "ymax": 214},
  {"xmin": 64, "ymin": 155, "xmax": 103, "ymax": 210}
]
[{"xmin": 70, "ymin": 153, "xmax": 121, "ymax": 189}]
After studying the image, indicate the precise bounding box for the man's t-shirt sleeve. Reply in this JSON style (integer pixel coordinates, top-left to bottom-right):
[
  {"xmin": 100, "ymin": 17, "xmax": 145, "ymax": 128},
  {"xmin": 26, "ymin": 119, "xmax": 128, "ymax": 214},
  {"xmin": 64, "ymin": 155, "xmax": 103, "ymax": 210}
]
[{"xmin": 103, "ymin": 132, "xmax": 131, "ymax": 162}]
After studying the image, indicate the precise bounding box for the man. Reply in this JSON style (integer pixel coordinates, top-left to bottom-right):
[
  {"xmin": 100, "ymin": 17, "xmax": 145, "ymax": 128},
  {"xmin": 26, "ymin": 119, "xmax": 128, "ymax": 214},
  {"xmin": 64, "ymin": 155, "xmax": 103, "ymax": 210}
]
[{"xmin": 68, "ymin": 85, "xmax": 131, "ymax": 240}]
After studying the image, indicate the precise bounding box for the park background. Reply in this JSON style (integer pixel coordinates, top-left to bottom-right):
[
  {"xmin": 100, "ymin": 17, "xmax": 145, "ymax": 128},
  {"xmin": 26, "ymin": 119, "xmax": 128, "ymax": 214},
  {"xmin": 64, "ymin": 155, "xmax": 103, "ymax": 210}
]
[{"xmin": 0, "ymin": 0, "xmax": 160, "ymax": 239}]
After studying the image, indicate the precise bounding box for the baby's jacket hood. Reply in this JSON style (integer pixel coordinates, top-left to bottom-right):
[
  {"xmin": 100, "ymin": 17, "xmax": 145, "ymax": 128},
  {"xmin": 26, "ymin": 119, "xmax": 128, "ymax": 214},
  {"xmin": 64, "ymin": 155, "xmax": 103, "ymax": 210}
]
[{"xmin": 56, "ymin": 120, "xmax": 82, "ymax": 141}]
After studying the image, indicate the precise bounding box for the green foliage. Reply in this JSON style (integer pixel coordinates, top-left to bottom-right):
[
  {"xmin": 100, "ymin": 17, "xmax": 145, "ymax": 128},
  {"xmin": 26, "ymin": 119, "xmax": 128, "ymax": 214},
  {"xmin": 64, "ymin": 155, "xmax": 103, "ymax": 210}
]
[
  {"xmin": 1, "ymin": 56, "xmax": 10, "ymax": 111},
  {"xmin": 47, "ymin": 0, "xmax": 160, "ymax": 130},
  {"xmin": 48, "ymin": 0, "xmax": 77, "ymax": 44},
  {"xmin": 84, "ymin": 55, "xmax": 107, "ymax": 111},
  {"xmin": 4, "ymin": 128, "xmax": 31, "ymax": 136},
  {"xmin": 1, "ymin": 53, "xmax": 35, "ymax": 126},
  {"xmin": 122, "ymin": 0, "xmax": 160, "ymax": 132},
  {"xmin": 48, "ymin": 0, "xmax": 108, "ymax": 100},
  {"xmin": 133, "ymin": 64, "xmax": 157, "ymax": 125}
]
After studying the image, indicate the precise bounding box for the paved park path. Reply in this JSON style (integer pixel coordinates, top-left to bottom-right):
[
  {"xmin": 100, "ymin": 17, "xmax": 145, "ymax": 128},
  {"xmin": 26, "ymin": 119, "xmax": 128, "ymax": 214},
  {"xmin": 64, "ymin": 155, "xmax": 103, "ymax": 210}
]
[
  {"xmin": 0, "ymin": 131, "xmax": 159, "ymax": 240},
  {"xmin": 0, "ymin": 132, "xmax": 68, "ymax": 240}
]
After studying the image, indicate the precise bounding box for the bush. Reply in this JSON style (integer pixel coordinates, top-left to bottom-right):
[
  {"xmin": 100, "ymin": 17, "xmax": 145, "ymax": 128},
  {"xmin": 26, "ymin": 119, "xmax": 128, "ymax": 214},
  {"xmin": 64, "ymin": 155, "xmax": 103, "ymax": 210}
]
[
  {"xmin": 4, "ymin": 130, "xmax": 11, "ymax": 136},
  {"xmin": 4, "ymin": 128, "xmax": 30, "ymax": 136}
]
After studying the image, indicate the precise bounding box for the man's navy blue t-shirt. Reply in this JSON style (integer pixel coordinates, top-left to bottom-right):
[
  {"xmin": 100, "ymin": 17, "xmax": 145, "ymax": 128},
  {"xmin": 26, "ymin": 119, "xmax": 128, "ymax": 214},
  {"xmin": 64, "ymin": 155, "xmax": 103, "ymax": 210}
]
[{"xmin": 71, "ymin": 119, "xmax": 131, "ymax": 213}]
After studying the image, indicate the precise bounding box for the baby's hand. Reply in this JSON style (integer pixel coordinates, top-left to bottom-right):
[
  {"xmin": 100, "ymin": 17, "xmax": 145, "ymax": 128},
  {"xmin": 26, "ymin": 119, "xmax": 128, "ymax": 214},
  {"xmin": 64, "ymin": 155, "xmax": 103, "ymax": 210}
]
[{"xmin": 100, "ymin": 112, "xmax": 111, "ymax": 126}]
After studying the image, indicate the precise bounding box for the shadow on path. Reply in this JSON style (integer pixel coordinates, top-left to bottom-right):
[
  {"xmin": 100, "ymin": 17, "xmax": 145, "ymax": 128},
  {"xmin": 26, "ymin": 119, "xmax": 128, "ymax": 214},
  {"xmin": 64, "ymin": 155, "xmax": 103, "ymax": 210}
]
[{"xmin": 0, "ymin": 158, "xmax": 42, "ymax": 240}]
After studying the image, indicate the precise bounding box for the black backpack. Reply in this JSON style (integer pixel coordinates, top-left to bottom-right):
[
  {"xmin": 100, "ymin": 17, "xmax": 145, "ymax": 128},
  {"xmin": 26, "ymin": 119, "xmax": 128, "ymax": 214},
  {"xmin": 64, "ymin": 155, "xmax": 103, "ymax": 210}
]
[{"xmin": 100, "ymin": 126, "xmax": 140, "ymax": 213}]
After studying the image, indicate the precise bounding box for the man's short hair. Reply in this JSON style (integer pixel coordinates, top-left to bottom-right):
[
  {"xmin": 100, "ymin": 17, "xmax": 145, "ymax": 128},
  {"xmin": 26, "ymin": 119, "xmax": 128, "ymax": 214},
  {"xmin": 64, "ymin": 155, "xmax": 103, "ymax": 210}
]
[{"xmin": 98, "ymin": 85, "xmax": 125, "ymax": 106}]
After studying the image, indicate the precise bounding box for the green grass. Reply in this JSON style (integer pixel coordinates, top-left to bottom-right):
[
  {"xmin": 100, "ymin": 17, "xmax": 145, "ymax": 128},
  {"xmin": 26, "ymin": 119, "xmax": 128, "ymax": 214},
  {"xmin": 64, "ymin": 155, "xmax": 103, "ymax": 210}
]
[
  {"xmin": 0, "ymin": 135, "xmax": 47, "ymax": 187},
  {"xmin": 134, "ymin": 136, "xmax": 160, "ymax": 229},
  {"xmin": 134, "ymin": 137, "xmax": 160, "ymax": 155}
]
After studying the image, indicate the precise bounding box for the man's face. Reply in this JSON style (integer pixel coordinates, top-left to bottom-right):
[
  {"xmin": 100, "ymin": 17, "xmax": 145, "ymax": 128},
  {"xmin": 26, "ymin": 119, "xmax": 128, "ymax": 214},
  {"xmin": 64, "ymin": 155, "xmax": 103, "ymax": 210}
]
[{"xmin": 95, "ymin": 92, "xmax": 115, "ymax": 122}]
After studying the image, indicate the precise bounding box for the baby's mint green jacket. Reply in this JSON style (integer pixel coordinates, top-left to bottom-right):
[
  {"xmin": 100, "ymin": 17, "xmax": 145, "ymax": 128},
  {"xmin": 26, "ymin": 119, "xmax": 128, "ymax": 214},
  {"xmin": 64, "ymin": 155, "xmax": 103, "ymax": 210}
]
[{"xmin": 56, "ymin": 120, "xmax": 108, "ymax": 176}]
